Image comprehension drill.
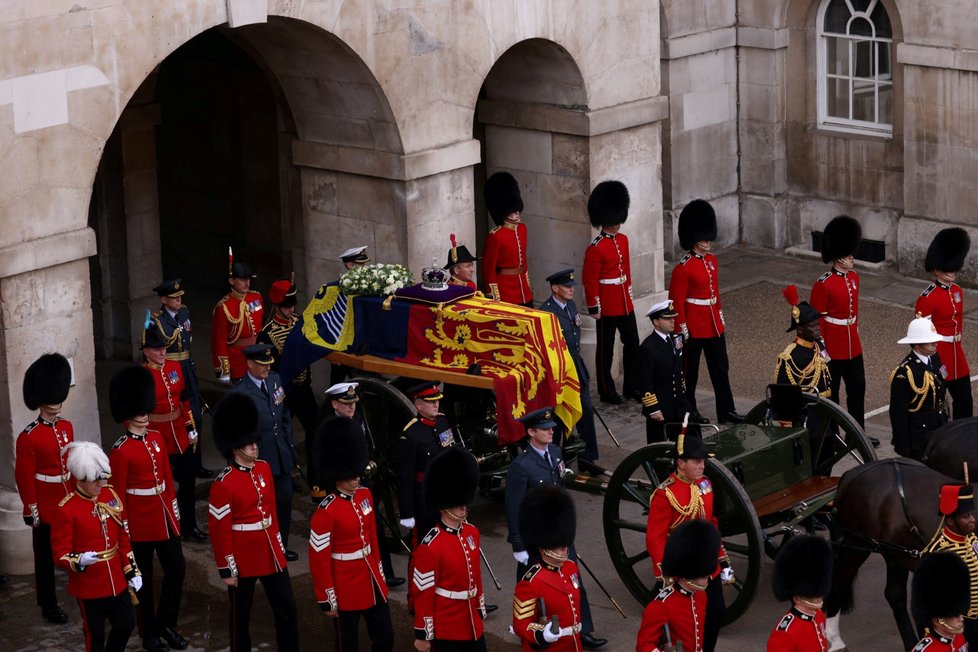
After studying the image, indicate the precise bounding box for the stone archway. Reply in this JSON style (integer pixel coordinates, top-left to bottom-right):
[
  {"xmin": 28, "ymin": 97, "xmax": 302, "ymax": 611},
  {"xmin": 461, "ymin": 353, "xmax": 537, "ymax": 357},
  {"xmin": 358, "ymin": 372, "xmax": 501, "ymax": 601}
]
[
  {"xmin": 88, "ymin": 18, "xmax": 405, "ymax": 367},
  {"xmin": 475, "ymin": 38, "xmax": 591, "ymax": 301}
]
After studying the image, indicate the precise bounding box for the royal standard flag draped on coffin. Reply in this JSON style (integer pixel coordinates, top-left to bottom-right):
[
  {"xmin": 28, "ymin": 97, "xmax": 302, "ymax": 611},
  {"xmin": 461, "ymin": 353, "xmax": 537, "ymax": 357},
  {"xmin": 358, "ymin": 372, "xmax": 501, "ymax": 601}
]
[{"xmin": 281, "ymin": 289, "xmax": 582, "ymax": 444}]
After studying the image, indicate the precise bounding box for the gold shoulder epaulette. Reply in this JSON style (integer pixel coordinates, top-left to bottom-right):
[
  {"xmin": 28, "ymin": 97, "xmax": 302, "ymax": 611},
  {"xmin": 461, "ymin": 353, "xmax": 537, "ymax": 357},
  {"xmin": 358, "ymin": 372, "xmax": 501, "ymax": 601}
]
[
  {"xmin": 403, "ymin": 417, "xmax": 419, "ymax": 432},
  {"xmin": 489, "ymin": 226, "xmax": 501, "ymax": 234},
  {"xmin": 658, "ymin": 476, "xmax": 675, "ymax": 489}
]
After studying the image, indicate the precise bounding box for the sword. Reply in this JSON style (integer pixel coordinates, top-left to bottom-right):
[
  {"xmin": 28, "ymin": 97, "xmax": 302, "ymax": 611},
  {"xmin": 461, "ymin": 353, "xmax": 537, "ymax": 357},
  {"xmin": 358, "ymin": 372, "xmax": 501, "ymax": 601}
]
[
  {"xmin": 374, "ymin": 505, "xmax": 411, "ymax": 554},
  {"xmin": 480, "ymin": 548, "xmax": 502, "ymax": 590},
  {"xmin": 575, "ymin": 553, "xmax": 627, "ymax": 618},
  {"xmin": 591, "ymin": 407, "xmax": 621, "ymax": 447}
]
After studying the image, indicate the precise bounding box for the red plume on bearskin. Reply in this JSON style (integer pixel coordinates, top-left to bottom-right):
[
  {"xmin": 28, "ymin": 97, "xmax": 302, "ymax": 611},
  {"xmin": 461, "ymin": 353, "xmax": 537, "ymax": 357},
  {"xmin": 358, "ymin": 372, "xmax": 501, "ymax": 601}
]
[{"xmin": 782, "ymin": 284, "xmax": 799, "ymax": 307}]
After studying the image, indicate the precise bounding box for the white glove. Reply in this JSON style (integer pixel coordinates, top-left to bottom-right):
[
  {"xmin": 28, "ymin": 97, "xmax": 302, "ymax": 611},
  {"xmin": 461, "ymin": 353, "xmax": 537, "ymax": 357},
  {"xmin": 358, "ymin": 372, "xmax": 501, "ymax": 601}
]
[
  {"xmin": 542, "ymin": 626, "xmax": 561, "ymax": 643},
  {"xmin": 720, "ymin": 567, "xmax": 735, "ymax": 583},
  {"xmin": 558, "ymin": 626, "xmax": 576, "ymax": 638},
  {"xmin": 187, "ymin": 429, "xmax": 199, "ymax": 443},
  {"xmin": 217, "ymin": 375, "xmax": 231, "ymax": 385},
  {"xmin": 399, "ymin": 518, "xmax": 416, "ymax": 530},
  {"xmin": 78, "ymin": 551, "xmax": 99, "ymax": 568},
  {"xmin": 513, "ymin": 550, "xmax": 529, "ymax": 565},
  {"xmin": 129, "ymin": 575, "xmax": 143, "ymax": 592}
]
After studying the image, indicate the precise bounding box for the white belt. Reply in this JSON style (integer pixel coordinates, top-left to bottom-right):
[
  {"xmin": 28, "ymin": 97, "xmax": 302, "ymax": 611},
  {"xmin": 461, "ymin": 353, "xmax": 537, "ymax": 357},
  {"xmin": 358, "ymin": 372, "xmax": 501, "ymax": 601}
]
[
  {"xmin": 686, "ymin": 297, "xmax": 717, "ymax": 306},
  {"xmin": 331, "ymin": 545, "xmax": 371, "ymax": 561},
  {"xmin": 943, "ymin": 334, "xmax": 962, "ymax": 343},
  {"xmin": 824, "ymin": 315, "xmax": 856, "ymax": 326},
  {"xmin": 126, "ymin": 482, "xmax": 166, "ymax": 496},
  {"xmin": 598, "ymin": 276, "xmax": 626, "ymax": 285},
  {"xmin": 434, "ymin": 586, "xmax": 477, "ymax": 600},
  {"xmin": 232, "ymin": 517, "xmax": 272, "ymax": 531},
  {"xmin": 35, "ymin": 472, "xmax": 70, "ymax": 483}
]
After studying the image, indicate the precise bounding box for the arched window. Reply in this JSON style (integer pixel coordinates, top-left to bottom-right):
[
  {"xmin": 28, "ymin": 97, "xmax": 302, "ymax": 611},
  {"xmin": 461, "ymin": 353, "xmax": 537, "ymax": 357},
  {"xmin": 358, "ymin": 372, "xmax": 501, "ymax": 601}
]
[{"xmin": 817, "ymin": 0, "xmax": 893, "ymax": 134}]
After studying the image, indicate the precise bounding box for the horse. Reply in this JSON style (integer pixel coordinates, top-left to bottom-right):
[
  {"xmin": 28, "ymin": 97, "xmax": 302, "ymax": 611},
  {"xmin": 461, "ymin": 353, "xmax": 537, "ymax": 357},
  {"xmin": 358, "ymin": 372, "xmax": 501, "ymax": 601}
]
[
  {"xmin": 923, "ymin": 416, "xmax": 978, "ymax": 480},
  {"xmin": 823, "ymin": 458, "xmax": 958, "ymax": 651}
]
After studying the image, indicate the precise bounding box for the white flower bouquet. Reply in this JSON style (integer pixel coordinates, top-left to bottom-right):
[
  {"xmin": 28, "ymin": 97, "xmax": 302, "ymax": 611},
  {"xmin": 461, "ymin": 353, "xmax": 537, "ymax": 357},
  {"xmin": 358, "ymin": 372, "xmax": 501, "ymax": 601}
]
[{"xmin": 339, "ymin": 263, "xmax": 413, "ymax": 296}]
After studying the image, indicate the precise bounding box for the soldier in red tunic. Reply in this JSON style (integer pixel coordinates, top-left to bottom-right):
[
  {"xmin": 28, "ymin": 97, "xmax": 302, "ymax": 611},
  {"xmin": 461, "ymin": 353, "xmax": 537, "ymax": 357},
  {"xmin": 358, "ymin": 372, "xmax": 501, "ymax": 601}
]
[
  {"xmin": 668, "ymin": 199, "xmax": 742, "ymax": 424},
  {"xmin": 207, "ymin": 393, "xmax": 299, "ymax": 651},
  {"xmin": 107, "ymin": 365, "xmax": 188, "ymax": 652},
  {"xmin": 916, "ymin": 228, "xmax": 972, "ymax": 419},
  {"xmin": 482, "ymin": 172, "xmax": 532, "ymax": 306},
  {"xmin": 211, "ymin": 258, "xmax": 264, "ymax": 384},
  {"xmin": 512, "ymin": 486, "xmax": 584, "ymax": 651},
  {"xmin": 809, "ymin": 216, "xmax": 878, "ymax": 446},
  {"xmin": 636, "ymin": 519, "xmax": 721, "ymax": 652},
  {"xmin": 309, "ymin": 416, "xmax": 394, "ymax": 650},
  {"xmin": 583, "ymin": 180, "xmax": 641, "ymax": 404},
  {"xmin": 446, "ymin": 234, "xmax": 479, "ymax": 290},
  {"xmin": 767, "ymin": 535, "xmax": 832, "ymax": 652},
  {"xmin": 646, "ymin": 433, "xmax": 732, "ymax": 652},
  {"xmin": 52, "ymin": 441, "xmax": 142, "ymax": 652},
  {"xmin": 142, "ymin": 324, "xmax": 206, "ymax": 543},
  {"xmin": 910, "ymin": 552, "xmax": 969, "ymax": 652},
  {"xmin": 411, "ymin": 446, "xmax": 488, "ymax": 651},
  {"xmin": 15, "ymin": 353, "xmax": 74, "ymax": 624}
]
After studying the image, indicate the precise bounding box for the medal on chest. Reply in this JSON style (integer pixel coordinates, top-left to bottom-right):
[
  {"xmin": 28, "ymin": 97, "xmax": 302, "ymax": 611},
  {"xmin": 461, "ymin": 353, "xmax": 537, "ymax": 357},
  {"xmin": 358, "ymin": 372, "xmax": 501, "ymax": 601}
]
[
  {"xmin": 257, "ymin": 474, "xmax": 266, "ymax": 489},
  {"xmin": 273, "ymin": 386, "xmax": 285, "ymax": 405},
  {"xmin": 248, "ymin": 299, "xmax": 262, "ymax": 313},
  {"xmin": 437, "ymin": 428, "xmax": 455, "ymax": 447},
  {"xmin": 358, "ymin": 498, "xmax": 372, "ymax": 515},
  {"xmin": 167, "ymin": 370, "xmax": 179, "ymax": 384},
  {"xmin": 466, "ymin": 535, "xmax": 476, "ymax": 551},
  {"xmin": 698, "ymin": 478, "xmax": 712, "ymax": 495},
  {"xmin": 153, "ymin": 440, "xmax": 161, "ymax": 453},
  {"xmin": 570, "ymin": 572, "xmax": 580, "ymax": 589}
]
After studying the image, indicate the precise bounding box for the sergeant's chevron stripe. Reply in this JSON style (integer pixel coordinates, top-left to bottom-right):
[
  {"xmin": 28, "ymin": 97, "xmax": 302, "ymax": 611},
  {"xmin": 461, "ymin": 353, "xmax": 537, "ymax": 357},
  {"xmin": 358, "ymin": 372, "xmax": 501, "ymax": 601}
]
[
  {"xmin": 513, "ymin": 596, "xmax": 535, "ymax": 620},
  {"xmin": 209, "ymin": 503, "xmax": 230, "ymax": 520},
  {"xmin": 413, "ymin": 568, "xmax": 435, "ymax": 591},
  {"xmin": 309, "ymin": 531, "xmax": 331, "ymax": 552}
]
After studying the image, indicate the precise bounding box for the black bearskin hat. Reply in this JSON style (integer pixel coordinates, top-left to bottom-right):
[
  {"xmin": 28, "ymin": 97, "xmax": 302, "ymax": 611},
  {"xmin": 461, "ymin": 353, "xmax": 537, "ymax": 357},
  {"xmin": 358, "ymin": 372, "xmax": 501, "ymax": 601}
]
[
  {"xmin": 314, "ymin": 416, "xmax": 368, "ymax": 485},
  {"xmin": 678, "ymin": 199, "xmax": 718, "ymax": 251},
  {"xmin": 484, "ymin": 172, "xmax": 524, "ymax": 225},
  {"xmin": 925, "ymin": 227, "xmax": 971, "ymax": 273},
  {"xmin": 772, "ymin": 535, "xmax": 833, "ymax": 601},
  {"xmin": 212, "ymin": 392, "xmax": 260, "ymax": 459},
  {"xmin": 587, "ymin": 180, "xmax": 630, "ymax": 228},
  {"xmin": 109, "ymin": 365, "xmax": 156, "ymax": 423},
  {"xmin": 519, "ymin": 485, "xmax": 576, "ymax": 551},
  {"xmin": 912, "ymin": 551, "xmax": 969, "ymax": 624},
  {"xmin": 423, "ymin": 446, "xmax": 479, "ymax": 511},
  {"xmin": 23, "ymin": 353, "xmax": 72, "ymax": 410},
  {"xmin": 820, "ymin": 215, "xmax": 862, "ymax": 263},
  {"xmin": 661, "ymin": 519, "xmax": 721, "ymax": 579}
]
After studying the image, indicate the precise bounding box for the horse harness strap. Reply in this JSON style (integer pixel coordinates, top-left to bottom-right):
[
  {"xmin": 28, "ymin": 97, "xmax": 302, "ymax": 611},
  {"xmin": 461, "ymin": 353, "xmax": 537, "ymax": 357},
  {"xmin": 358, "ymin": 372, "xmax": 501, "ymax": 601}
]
[{"xmin": 893, "ymin": 462, "xmax": 927, "ymax": 547}]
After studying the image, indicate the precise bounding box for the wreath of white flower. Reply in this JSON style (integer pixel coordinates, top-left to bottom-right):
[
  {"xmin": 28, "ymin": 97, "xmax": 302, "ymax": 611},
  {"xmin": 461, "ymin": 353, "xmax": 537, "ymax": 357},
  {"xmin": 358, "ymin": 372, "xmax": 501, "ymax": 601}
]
[{"xmin": 339, "ymin": 263, "xmax": 413, "ymax": 297}]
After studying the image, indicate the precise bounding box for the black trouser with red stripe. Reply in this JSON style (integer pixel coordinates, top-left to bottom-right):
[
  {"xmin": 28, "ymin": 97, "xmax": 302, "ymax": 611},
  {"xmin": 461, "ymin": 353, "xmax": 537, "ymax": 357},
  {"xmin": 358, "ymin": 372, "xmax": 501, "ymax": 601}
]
[
  {"xmin": 228, "ymin": 569, "xmax": 298, "ymax": 651},
  {"xmin": 33, "ymin": 523, "xmax": 59, "ymax": 610},
  {"xmin": 333, "ymin": 583, "xmax": 394, "ymax": 651},
  {"xmin": 594, "ymin": 312, "xmax": 640, "ymax": 399},
  {"xmin": 132, "ymin": 535, "xmax": 185, "ymax": 641},
  {"xmin": 78, "ymin": 591, "xmax": 134, "ymax": 652}
]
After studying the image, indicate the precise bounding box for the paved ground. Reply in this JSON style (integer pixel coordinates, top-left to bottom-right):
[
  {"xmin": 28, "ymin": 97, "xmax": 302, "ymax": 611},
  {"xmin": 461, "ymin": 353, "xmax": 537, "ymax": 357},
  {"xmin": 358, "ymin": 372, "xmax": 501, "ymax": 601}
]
[{"xmin": 5, "ymin": 243, "xmax": 978, "ymax": 650}]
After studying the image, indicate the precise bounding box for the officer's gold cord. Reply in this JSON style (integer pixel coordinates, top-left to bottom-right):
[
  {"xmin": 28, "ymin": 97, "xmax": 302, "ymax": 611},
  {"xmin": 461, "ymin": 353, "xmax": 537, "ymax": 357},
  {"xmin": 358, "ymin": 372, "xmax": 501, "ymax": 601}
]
[
  {"xmin": 664, "ymin": 483, "xmax": 705, "ymax": 524},
  {"xmin": 898, "ymin": 365, "xmax": 937, "ymax": 413}
]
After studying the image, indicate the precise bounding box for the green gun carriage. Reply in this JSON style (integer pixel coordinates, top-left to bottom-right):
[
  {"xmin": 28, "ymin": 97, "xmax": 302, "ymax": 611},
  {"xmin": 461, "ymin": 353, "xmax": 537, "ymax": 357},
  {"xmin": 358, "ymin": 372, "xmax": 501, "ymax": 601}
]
[{"xmin": 597, "ymin": 387, "xmax": 877, "ymax": 624}]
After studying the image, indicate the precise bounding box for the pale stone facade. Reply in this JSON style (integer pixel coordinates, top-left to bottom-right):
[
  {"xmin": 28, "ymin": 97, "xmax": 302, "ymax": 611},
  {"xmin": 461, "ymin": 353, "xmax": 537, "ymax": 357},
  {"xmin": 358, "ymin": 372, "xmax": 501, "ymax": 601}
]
[{"xmin": 0, "ymin": 1, "xmax": 665, "ymax": 573}]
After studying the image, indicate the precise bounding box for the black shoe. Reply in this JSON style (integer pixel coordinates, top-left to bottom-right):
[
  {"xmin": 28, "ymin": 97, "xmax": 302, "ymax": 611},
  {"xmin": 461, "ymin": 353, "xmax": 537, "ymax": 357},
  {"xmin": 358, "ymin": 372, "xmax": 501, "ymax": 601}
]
[
  {"xmin": 688, "ymin": 412, "xmax": 710, "ymax": 425},
  {"xmin": 717, "ymin": 410, "xmax": 745, "ymax": 424},
  {"xmin": 484, "ymin": 604, "xmax": 498, "ymax": 615},
  {"xmin": 385, "ymin": 576, "xmax": 406, "ymax": 588},
  {"xmin": 870, "ymin": 436, "xmax": 881, "ymax": 449},
  {"xmin": 196, "ymin": 468, "xmax": 215, "ymax": 479},
  {"xmin": 600, "ymin": 394, "xmax": 624, "ymax": 405},
  {"xmin": 41, "ymin": 606, "xmax": 69, "ymax": 624},
  {"xmin": 578, "ymin": 459, "xmax": 606, "ymax": 477},
  {"xmin": 284, "ymin": 549, "xmax": 299, "ymax": 562},
  {"xmin": 142, "ymin": 637, "xmax": 168, "ymax": 652},
  {"xmin": 581, "ymin": 633, "xmax": 608, "ymax": 649},
  {"xmin": 160, "ymin": 626, "xmax": 188, "ymax": 650},
  {"xmin": 181, "ymin": 525, "xmax": 208, "ymax": 542}
]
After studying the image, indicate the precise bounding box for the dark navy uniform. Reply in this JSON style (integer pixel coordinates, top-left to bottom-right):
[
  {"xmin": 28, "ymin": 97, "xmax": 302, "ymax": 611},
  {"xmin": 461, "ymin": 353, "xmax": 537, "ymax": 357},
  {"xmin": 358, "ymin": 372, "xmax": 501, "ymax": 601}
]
[
  {"xmin": 539, "ymin": 288, "xmax": 598, "ymax": 461},
  {"xmin": 889, "ymin": 351, "xmax": 948, "ymax": 460},
  {"xmin": 505, "ymin": 443, "xmax": 595, "ymax": 636},
  {"xmin": 396, "ymin": 413, "xmax": 455, "ymax": 536},
  {"xmin": 229, "ymin": 364, "xmax": 295, "ymax": 548},
  {"xmin": 638, "ymin": 327, "xmax": 689, "ymax": 444}
]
